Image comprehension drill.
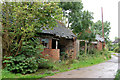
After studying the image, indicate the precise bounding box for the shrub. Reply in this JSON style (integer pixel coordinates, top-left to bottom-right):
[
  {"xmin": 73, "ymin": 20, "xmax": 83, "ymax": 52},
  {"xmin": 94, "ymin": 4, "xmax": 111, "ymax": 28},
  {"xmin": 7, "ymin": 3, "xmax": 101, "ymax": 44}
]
[
  {"xmin": 79, "ymin": 49, "xmax": 85, "ymax": 55},
  {"xmin": 114, "ymin": 46, "xmax": 120, "ymax": 53},
  {"xmin": 3, "ymin": 55, "xmax": 39, "ymax": 74},
  {"xmin": 3, "ymin": 50, "xmax": 48, "ymax": 74},
  {"xmin": 60, "ymin": 52, "xmax": 68, "ymax": 60},
  {"xmin": 88, "ymin": 48, "xmax": 95, "ymax": 54},
  {"xmin": 77, "ymin": 48, "xmax": 111, "ymax": 61},
  {"xmin": 115, "ymin": 70, "xmax": 120, "ymax": 80},
  {"xmin": 104, "ymin": 50, "xmax": 111, "ymax": 59},
  {"xmin": 2, "ymin": 37, "xmax": 50, "ymax": 74}
]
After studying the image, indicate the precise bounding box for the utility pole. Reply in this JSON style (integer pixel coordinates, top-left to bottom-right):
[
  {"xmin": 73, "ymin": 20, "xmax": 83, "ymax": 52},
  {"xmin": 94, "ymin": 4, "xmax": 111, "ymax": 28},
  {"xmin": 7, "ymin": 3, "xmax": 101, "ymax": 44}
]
[
  {"xmin": 101, "ymin": 7, "xmax": 104, "ymax": 39},
  {"xmin": 101, "ymin": 7, "xmax": 105, "ymax": 48}
]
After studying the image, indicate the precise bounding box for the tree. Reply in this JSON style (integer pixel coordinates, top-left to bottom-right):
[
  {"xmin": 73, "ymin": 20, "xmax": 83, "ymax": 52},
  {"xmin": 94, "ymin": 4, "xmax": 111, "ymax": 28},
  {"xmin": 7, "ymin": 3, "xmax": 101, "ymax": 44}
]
[
  {"xmin": 93, "ymin": 20, "xmax": 111, "ymax": 43},
  {"xmin": 59, "ymin": 2, "xmax": 96, "ymax": 56},
  {"xmin": 2, "ymin": 2, "xmax": 63, "ymax": 56},
  {"xmin": 59, "ymin": 2, "xmax": 83, "ymax": 28},
  {"xmin": 59, "ymin": 2, "xmax": 94, "ymax": 40},
  {"xmin": 2, "ymin": 2, "xmax": 63, "ymax": 74},
  {"xmin": 59, "ymin": 2, "xmax": 95, "ymax": 56}
]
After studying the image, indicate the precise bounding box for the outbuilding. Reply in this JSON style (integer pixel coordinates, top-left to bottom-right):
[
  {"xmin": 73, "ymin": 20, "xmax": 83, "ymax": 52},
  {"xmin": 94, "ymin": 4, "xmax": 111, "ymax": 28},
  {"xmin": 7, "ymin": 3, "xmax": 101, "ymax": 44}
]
[{"xmin": 37, "ymin": 21, "xmax": 77, "ymax": 61}]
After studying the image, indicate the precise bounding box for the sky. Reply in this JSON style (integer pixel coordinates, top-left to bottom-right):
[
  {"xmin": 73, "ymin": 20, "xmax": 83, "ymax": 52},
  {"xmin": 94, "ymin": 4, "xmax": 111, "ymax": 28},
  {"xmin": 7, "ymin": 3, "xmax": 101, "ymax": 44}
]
[{"xmin": 82, "ymin": 0, "xmax": 119, "ymax": 41}]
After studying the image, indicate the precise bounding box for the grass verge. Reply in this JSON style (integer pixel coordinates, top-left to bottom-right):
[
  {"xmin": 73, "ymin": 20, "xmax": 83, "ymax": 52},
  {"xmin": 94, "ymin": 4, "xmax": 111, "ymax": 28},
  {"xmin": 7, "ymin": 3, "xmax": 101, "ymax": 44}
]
[{"xmin": 2, "ymin": 52, "xmax": 111, "ymax": 79}]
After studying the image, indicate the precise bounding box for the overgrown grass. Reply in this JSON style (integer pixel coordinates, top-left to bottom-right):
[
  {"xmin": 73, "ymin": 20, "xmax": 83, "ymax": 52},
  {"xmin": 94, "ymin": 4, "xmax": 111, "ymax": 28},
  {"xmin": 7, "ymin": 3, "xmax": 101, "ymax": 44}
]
[
  {"xmin": 114, "ymin": 70, "xmax": 120, "ymax": 80},
  {"xmin": 2, "ymin": 50, "xmax": 111, "ymax": 79},
  {"xmin": 53, "ymin": 51, "xmax": 111, "ymax": 72},
  {"xmin": 2, "ymin": 69, "xmax": 54, "ymax": 79}
]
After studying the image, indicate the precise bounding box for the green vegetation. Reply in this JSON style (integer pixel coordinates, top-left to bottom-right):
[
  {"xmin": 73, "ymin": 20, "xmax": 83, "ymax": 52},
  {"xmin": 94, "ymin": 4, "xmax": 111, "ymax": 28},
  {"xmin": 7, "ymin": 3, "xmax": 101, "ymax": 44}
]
[
  {"xmin": 58, "ymin": 2, "xmax": 111, "ymax": 43},
  {"xmin": 1, "ymin": 1, "xmax": 112, "ymax": 79},
  {"xmin": 2, "ymin": 49, "xmax": 111, "ymax": 79},
  {"xmin": 113, "ymin": 42, "xmax": 120, "ymax": 53},
  {"xmin": 92, "ymin": 20, "xmax": 111, "ymax": 43},
  {"xmin": 108, "ymin": 51, "xmax": 115, "ymax": 54},
  {"xmin": 3, "ymin": 54, "xmax": 48, "ymax": 74},
  {"xmin": 2, "ymin": 69, "xmax": 54, "ymax": 78},
  {"xmin": 58, "ymin": 2, "xmax": 94, "ymax": 41},
  {"xmin": 2, "ymin": 2, "xmax": 63, "ymax": 74},
  {"xmin": 108, "ymin": 41, "xmax": 120, "ymax": 53},
  {"xmin": 114, "ymin": 70, "xmax": 120, "ymax": 80}
]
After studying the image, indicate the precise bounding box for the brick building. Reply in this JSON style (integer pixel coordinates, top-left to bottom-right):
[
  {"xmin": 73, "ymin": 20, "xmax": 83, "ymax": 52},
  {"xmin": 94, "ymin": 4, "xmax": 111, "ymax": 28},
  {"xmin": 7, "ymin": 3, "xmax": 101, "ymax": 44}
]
[
  {"xmin": 77, "ymin": 34, "xmax": 105, "ymax": 54},
  {"xmin": 95, "ymin": 34, "xmax": 105, "ymax": 50},
  {"xmin": 37, "ymin": 21, "xmax": 77, "ymax": 61}
]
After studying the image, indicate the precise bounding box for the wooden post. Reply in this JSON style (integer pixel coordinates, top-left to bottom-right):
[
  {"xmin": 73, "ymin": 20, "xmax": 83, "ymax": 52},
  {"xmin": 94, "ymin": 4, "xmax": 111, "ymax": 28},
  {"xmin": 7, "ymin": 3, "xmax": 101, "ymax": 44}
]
[
  {"xmin": 49, "ymin": 39, "xmax": 52, "ymax": 49},
  {"xmin": 74, "ymin": 39, "xmax": 76, "ymax": 59},
  {"xmin": 79, "ymin": 41, "xmax": 80, "ymax": 49},
  {"xmin": 85, "ymin": 41, "xmax": 87, "ymax": 55},
  {"xmin": 56, "ymin": 40, "xmax": 58, "ymax": 49},
  {"xmin": 77, "ymin": 40, "xmax": 80, "ymax": 57}
]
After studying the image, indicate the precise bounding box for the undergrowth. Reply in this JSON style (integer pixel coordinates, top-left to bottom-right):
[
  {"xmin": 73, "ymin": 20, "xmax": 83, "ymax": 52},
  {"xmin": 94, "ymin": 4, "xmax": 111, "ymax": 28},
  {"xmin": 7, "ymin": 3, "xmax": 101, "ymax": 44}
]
[
  {"xmin": 114, "ymin": 70, "xmax": 120, "ymax": 80},
  {"xmin": 2, "ymin": 49, "xmax": 111, "ymax": 79}
]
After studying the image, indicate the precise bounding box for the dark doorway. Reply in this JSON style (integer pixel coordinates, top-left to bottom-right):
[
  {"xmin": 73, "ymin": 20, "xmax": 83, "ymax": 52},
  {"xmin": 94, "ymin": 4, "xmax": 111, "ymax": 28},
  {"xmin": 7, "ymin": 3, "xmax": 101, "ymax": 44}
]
[{"xmin": 52, "ymin": 39, "xmax": 56, "ymax": 49}]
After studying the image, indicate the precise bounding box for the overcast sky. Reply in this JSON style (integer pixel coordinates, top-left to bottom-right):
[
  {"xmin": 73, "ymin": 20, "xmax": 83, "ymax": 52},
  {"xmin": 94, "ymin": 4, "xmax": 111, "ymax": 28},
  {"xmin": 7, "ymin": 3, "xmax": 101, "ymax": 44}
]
[{"xmin": 82, "ymin": 0, "xmax": 119, "ymax": 41}]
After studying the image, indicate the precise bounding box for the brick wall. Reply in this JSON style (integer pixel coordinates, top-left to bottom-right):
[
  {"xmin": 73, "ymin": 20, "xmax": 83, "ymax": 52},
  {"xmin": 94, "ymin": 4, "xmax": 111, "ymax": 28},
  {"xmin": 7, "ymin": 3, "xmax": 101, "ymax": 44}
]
[
  {"xmin": 76, "ymin": 40, "xmax": 81, "ymax": 58},
  {"xmin": 59, "ymin": 38, "xmax": 76, "ymax": 59},
  {"xmin": 41, "ymin": 48, "xmax": 60, "ymax": 61},
  {"xmin": 97, "ymin": 41, "xmax": 103, "ymax": 50},
  {"xmin": 73, "ymin": 39, "xmax": 77, "ymax": 59}
]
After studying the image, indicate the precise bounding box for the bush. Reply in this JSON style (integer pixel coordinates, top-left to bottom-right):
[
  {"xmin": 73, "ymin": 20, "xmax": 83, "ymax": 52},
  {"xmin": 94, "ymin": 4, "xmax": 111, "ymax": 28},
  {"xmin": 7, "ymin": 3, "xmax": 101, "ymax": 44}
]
[
  {"xmin": 115, "ymin": 70, "xmax": 120, "ymax": 80},
  {"xmin": 3, "ymin": 54, "xmax": 48, "ymax": 74},
  {"xmin": 114, "ymin": 46, "xmax": 120, "ymax": 53},
  {"xmin": 77, "ymin": 48, "xmax": 111, "ymax": 61},
  {"xmin": 104, "ymin": 50, "xmax": 111, "ymax": 59},
  {"xmin": 2, "ymin": 37, "xmax": 49, "ymax": 74},
  {"xmin": 78, "ymin": 53, "xmax": 88, "ymax": 61},
  {"xmin": 3, "ymin": 55, "xmax": 39, "ymax": 74},
  {"xmin": 60, "ymin": 52, "xmax": 68, "ymax": 60},
  {"xmin": 78, "ymin": 48, "xmax": 98, "ymax": 60},
  {"xmin": 79, "ymin": 49, "xmax": 85, "ymax": 55}
]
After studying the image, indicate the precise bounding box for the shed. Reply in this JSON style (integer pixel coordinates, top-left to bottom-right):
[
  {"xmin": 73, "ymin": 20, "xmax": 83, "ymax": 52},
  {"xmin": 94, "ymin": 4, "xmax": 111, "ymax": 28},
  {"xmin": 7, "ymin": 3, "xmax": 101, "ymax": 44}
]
[{"xmin": 38, "ymin": 21, "xmax": 77, "ymax": 61}]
